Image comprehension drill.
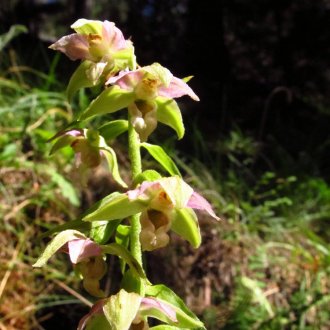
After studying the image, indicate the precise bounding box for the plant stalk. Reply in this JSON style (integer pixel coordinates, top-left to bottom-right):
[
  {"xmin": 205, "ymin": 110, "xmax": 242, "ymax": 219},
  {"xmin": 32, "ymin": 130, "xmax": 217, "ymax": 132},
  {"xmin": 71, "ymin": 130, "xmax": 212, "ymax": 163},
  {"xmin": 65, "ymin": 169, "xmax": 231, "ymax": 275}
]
[{"xmin": 128, "ymin": 114, "xmax": 143, "ymax": 268}]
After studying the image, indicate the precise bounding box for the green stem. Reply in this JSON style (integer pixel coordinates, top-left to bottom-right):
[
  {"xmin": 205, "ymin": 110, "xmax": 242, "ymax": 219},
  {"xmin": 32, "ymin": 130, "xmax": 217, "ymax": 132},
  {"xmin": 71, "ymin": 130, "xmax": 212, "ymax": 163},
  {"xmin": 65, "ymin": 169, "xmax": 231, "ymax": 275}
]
[{"xmin": 128, "ymin": 115, "xmax": 143, "ymax": 267}]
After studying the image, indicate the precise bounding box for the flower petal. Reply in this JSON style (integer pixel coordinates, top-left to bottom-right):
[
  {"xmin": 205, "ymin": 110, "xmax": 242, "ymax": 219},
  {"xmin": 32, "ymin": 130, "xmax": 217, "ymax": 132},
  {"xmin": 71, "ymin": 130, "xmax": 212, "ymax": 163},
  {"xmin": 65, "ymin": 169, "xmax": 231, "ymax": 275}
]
[
  {"xmin": 77, "ymin": 300, "xmax": 105, "ymax": 330},
  {"xmin": 68, "ymin": 238, "xmax": 102, "ymax": 264},
  {"xmin": 158, "ymin": 76, "xmax": 199, "ymax": 101},
  {"xmin": 106, "ymin": 69, "xmax": 144, "ymax": 91},
  {"xmin": 102, "ymin": 20, "xmax": 127, "ymax": 50},
  {"xmin": 49, "ymin": 34, "xmax": 90, "ymax": 61},
  {"xmin": 187, "ymin": 192, "xmax": 220, "ymax": 220}
]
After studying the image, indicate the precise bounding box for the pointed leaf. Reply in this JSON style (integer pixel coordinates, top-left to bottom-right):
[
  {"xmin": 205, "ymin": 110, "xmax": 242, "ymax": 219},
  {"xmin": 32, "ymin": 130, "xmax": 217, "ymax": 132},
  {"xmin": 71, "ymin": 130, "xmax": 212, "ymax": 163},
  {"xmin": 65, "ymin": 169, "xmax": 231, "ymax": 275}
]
[
  {"xmin": 141, "ymin": 143, "xmax": 181, "ymax": 177},
  {"xmin": 171, "ymin": 208, "xmax": 201, "ymax": 248},
  {"xmin": 101, "ymin": 243, "xmax": 145, "ymax": 279},
  {"xmin": 103, "ymin": 289, "xmax": 142, "ymax": 330},
  {"xmin": 82, "ymin": 193, "xmax": 146, "ymax": 222},
  {"xmin": 99, "ymin": 120, "xmax": 128, "ymax": 140},
  {"xmin": 115, "ymin": 225, "xmax": 131, "ymax": 274},
  {"xmin": 33, "ymin": 230, "xmax": 85, "ymax": 267},
  {"xmin": 90, "ymin": 220, "xmax": 121, "ymax": 244},
  {"xmin": 67, "ymin": 61, "xmax": 100, "ymax": 102},
  {"xmin": 146, "ymin": 284, "xmax": 205, "ymax": 329},
  {"xmin": 80, "ymin": 86, "xmax": 134, "ymax": 120},
  {"xmin": 156, "ymin": 97, "xmax": 184, "ymax": 139},
  {"xmin": 100, "ymin": 143, "xmax": 127, "ymax": 188}
]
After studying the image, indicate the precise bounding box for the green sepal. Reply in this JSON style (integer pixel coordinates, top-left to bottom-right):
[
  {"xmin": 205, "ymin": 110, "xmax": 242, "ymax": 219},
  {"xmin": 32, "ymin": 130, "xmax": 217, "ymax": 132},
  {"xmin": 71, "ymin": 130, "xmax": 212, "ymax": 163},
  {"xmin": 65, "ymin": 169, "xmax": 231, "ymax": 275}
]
[
  {"xmin": 85, "ymin": 315, "xmax": 110, "ymax": 330},
  {"xmin": 103, "ymin": 289, "xmax": 142, "ymax": 330},
  {"xmin": 133, "ymin": 170, "xmax": 162, "ymax": 186},
  {"xmin": 156, "ymin": 97, "xmax": 185, "ymax": 139},
  {"xmin": 115, "ymin": 225, "xmax": 130, "ymax": 274},
  {"xmin": 80, "ymin": 86, "xmax": 134, "ymax": 120},
  {"xmin": 82, "ymin": 192, "xmax": 145, "ymax": 222},
  {"xmin": 141, "ymin": 143, "xmax": 181, "ymax": 177},
  {"xmin": 146, "ymin": 284, "xmax": 205, "ymax": 329},
  {"xmin": 171, "ymin": 208, "xmax": 201, "ymax": 248},
  {"xmin": 71, "ymin": 19, "xmax": 103, "ymax": 34},
  {"xmin": 90, "ymin": 220, "xmax": 121, "ymax": 244},
  {"xmin": 67, "ymin": 61, "xmax": 100, "ymax": 102},
  {"xmin": 101, "ymin": 243, "xmax": 145, "ymax": 279},
  {"xmin": 112, "ymin": 45, "xmax": 137, "ymax": 71},
  {"xmin": 49, "ymin": 134, "xmax": 76, "ymax": 155},
  {"xmin": 33, "ymin": 230, "xmax": 85, "ymax": 267},
  {"xmin": 99, "ymin": 120, "xmax": 128, "ymax": 140}
]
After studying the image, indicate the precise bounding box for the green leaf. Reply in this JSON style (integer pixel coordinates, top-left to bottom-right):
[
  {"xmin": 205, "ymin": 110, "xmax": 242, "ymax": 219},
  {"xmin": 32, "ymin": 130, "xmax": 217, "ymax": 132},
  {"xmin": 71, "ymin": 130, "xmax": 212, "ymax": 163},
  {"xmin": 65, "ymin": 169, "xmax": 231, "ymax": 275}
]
[
  {"xmin": 100, "ymin": 143, "xmax": 127, "ymax": 188},
  {"xmin": 67, "ymin": 61, "xmax": 100, "ymax": 102},
  {"xmin": 115, "ymin": 225, "xmax": 131, "ymax": 274},
  {"xmin": 90, "ymin": 220, "xmax": 121, "ymax": 244},
  {"xmin": 99, "ymin": 120, "xmax": 128, "ymax": 140},
  {"xmin": 80, "ymin": 86, "xmax": 134, "ymax": 120},
  {"xmin": 82, "ymin": 193, "xmax": 145, "ymax": 222},
  {"xmin": 33, "ymin": 230, "xmax": 85, "ymax": 267},
  {"xmin": 141, "ymin": 143, "xmax": 181, "ymax": 177},
  {"xmin": 171, "ymin": 208, "xmax": 201, "ymax": 248},
  {"xmin": 146, "ymin": 284, "xmax": 205, "ymax": 329},
  {"xmin": 156, "ymin": 97, "xmax": 184, "ymax": 139},
  {"xmin": 133, "ymin": 170, "xmax": 163, "ymax": 186},
  {"xmin": 121, "ymin": 269, "xmax": 145, "ymax": 295},
  {"xmin": 101, "ymin": 243, "xmax": 146, "ymax": 279},
  {"xmin": 103, "ymin": 289, "xmax": 142, "ymax": 330}
]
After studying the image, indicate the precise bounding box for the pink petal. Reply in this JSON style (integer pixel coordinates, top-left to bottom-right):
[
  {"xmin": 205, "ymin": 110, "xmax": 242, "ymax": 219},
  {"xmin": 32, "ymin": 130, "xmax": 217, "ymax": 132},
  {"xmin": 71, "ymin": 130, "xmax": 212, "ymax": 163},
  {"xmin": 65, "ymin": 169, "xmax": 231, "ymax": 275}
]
[
  {"xmin": 106, "ymin": 69, "xmax": 144, "ymax": 90},
  {"xmin": 187, "ymin": 192, "xmax": 220, "ymax": 220},
  {"xmin": 141, "ymin": 297, "xmax": 177, "ymax": 322},
  {"xmin": 49, "ymin": 34, "xmax": 90, "ymax": 61},
  {"xmin": 102, "ymin": 20, "xmax": 127, "ymax": 50},
  {"xmin": 68, "ymin": 239, "xmax": 102, "ymax": 264},
  {"xmin": 127, "ymin": 180, "xmax": 159, "ymax": 201},
  {"xmin": 77, "ymin": 300, "xmax": 105, "ymax": 330},
  {"xmin": 48, "ymin": 128, "xmax": 83, "ymax": 142},
  {"xmin": 158, "ymin": 76, "xmax": 200, "ymax": 101}
]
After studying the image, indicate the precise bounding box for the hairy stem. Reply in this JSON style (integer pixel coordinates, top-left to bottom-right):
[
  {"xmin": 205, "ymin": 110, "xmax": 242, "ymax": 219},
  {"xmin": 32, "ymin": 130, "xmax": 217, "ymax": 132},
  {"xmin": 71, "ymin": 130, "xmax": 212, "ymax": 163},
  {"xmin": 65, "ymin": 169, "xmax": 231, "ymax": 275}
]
[{"xmin": 128, "ymin": 115, "xmax": 143, "ymax": 268}]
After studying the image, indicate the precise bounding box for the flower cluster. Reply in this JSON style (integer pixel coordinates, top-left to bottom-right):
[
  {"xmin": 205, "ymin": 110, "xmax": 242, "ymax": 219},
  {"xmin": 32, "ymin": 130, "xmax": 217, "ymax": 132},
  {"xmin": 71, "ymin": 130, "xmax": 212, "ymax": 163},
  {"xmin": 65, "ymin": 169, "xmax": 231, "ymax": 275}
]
[{"xmin": 34, "ymin": 18, "xmax": 220, "ymax": 329}]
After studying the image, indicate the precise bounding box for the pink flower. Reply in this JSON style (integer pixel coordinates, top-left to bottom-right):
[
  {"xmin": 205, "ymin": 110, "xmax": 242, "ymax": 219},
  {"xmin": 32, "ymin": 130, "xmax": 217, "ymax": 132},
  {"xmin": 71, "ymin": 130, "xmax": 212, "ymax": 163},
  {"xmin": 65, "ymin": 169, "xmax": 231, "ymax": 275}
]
[
  {"xmin": 49, "ymin": 19, "xmax": 135, "ymax": 84},
  {"xmin": 104, "ymin": 63, "xmax": 199, "ymax": 141},
  {"xmin": 50, "ymin": 19, "xmax": 131, "ymax": 62},
  {"xmin": 127, "ymin": 177, "xmax": 219, "ymax": 251}
]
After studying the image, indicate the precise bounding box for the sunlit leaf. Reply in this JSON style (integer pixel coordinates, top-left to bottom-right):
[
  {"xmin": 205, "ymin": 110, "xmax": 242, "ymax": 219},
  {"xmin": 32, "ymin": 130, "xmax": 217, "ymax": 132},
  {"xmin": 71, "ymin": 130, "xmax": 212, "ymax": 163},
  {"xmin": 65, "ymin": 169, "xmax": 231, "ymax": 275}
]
[{"xmin": 141, "ymin": 143, "xmax": 181, "ymax": 177}]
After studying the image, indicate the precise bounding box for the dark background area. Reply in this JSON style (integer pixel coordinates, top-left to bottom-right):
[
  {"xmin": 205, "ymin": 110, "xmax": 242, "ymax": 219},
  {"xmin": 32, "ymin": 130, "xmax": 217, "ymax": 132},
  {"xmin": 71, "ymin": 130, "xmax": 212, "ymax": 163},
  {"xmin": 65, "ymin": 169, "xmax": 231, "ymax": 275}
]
[{"xmin": 1, "ymin": 0, "xmax": 329, "ymax": 178}]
